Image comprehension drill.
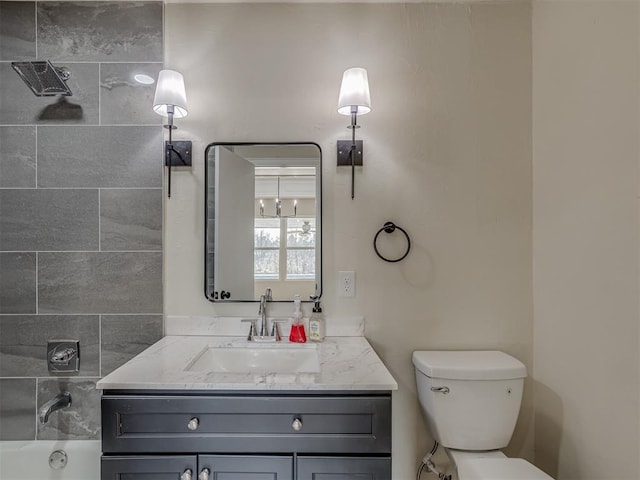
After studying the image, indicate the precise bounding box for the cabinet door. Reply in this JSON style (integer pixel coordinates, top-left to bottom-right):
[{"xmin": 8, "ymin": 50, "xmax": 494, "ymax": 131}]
[
  {"xmin": 199, "ymin": 455, "xmax": 293, "ymax": 480},
  {"xmin": 296, "ymin": 456, "xmax": 391, "ymax": 480},
  {"xmin": 101, "ymin": 455, "xmax": 196, "ymax": 480}
]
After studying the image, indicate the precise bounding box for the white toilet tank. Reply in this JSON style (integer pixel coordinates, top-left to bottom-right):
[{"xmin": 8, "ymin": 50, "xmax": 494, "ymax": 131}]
[{"xmin": 412, "ymin": 350, "xmax": 527, "ymax": 451}]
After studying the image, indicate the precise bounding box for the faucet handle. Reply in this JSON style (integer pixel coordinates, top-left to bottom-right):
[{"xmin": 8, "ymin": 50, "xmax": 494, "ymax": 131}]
[
  {"xmin": 270, "ymin": 319, "xmax": 288, "ymax": 341},
  {"xmin": 241, "ymin": 319, "xmax": 258, "ymax": 340}
]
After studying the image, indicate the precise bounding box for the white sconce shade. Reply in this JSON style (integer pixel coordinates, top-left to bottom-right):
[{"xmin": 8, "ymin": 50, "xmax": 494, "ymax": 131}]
[
  {"xmin": 153, "ymin": 69, "xmax": 188, "ymax": 118},
  {"xmin": 337, "ymin": 67, "xmax": 371, "ymax": 116}
]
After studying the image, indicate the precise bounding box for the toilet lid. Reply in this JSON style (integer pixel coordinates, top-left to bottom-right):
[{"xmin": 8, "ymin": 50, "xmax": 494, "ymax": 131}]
[
  {"xmin": 412, "ymin": 350, "xmax": 527, "ymax": 380},
  {"xmin": 457, "ymin": 458, "xmax": 554, "ymax": 480}
]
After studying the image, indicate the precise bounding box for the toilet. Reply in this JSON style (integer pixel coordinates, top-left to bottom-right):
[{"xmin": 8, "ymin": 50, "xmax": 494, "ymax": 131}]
[{"xmin": 412, "ymin": 350, "xmax": 554, "ymax": 480}]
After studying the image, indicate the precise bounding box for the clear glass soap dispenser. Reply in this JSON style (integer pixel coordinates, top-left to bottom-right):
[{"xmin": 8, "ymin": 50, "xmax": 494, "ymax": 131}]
[{"xmin": 308, "ymin": 297, "xmax": 325, "ymax": 342}]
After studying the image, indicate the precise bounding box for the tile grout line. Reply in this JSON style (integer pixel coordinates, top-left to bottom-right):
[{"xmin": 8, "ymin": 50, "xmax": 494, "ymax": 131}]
[
  {"xmin": 34, "ymin": 1, "xmax": 38, "ymax": 60},
  {"xmin": 0, "ymin": 61, "xmax": 164, "ymax": 65},
  {"xmin": 98, "ymin": 189, "xmax": 101, "ymax": 252},
  {"xmin": 0, "ymin": 124, "xmax": 160, "ymax": 127},
  {"xmin": 0, "ymin": 313, "xmax": 162, "ymax": 317},
  {"xmin": 0, "ymin": 250, "xmax": 162, "ymax": 254},
  {"xmin": 33, "ymin": 378, "xmax": 38, "ymax": 440},
  {"xmin": 35, "ymin": 117, "xmax": 40, "ymax": 318},
  {"xmin": 0, "ymin": 187, "xmax": 162, "ymax": 190},
  {"xmin": 35, "ymin": 252, "xmax": 39, "ymax": 315},
  {"xmin": 99, "ymin": 314, "xmax": 102, "ymax": 378},
  {"xmin": 34, "ymin": 125, "xmax": 38, "ymax": 188},
  {"xmin": 98, "ymin": 62, "xmax": 102, "ymax": 126}
]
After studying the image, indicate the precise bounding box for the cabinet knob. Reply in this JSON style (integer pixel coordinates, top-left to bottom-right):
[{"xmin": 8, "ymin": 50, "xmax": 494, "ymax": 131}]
[
  {"xmin": 181, "ymin": 469, "xmax": 193, "ymax": 480},
  {"xmin": 187, "ymin": 417, "xmax": 199, "ymax": 431},
  {"xmin": 292, "ymin": 417, "xmax": 303, "ymax": 431},
  {"xmin": 199, "ymin": 468, "xmax": 210, "ymax": 480}
]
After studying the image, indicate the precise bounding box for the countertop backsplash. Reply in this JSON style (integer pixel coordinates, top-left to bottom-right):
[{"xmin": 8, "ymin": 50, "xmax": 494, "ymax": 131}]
[{"xmin": 165, "ymin": 315, "xmax": 365, "ymax": 338}]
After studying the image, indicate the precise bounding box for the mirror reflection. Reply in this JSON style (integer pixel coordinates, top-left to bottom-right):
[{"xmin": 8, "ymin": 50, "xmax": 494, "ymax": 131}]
[{"xmin": 205, "ymin": 143, "xmax": 322, "ymax": 302}]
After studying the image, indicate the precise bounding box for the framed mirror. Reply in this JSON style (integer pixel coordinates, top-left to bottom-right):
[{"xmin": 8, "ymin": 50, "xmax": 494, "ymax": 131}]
[{"xmin": 205, "ymin": 142, "xmax": 322, "ymax": 302}]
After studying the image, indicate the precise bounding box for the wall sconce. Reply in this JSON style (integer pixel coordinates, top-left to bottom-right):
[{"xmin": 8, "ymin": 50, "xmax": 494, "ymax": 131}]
[
  {"xmin": 337, "ymin": 67, "xmax": 371, "ymax": 199},
  {"xmin": 153, "ymin": 69, "xmax": 192, "ymax": 198}
]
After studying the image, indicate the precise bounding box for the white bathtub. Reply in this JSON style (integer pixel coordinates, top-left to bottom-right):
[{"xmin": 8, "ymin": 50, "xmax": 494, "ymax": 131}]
[{"xmin": 0, "ymin": 441, "xmax": 101, "ymax": 480}]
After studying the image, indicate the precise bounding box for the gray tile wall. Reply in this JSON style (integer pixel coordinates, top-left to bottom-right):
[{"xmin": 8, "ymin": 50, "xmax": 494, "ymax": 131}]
[{"xmin": 0, "ymin": 1, "xmax": 164, "ymax": 441}]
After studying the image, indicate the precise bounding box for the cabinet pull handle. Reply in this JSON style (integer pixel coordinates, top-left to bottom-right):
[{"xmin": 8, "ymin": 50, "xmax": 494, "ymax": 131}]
[
  {"xmin": 199, "ymin": 468, "xmax": 210, "ymax": 480},
  {"xmin": 187, "ymin": 417, "xmax": 199, "ymax": 431},
  {"xmin": 292, "ymin": 417, "xmax": 303, "ymax": 431},
  {"xmin": 181, "ymin": 468, "xmax": 193, "ymax": 480}
]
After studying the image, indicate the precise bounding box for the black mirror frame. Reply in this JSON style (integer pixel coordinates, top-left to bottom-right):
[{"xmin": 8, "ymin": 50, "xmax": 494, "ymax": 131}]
[{"xmin": 204, "ymin": 141, "xmax": 322, "ymax": 303}]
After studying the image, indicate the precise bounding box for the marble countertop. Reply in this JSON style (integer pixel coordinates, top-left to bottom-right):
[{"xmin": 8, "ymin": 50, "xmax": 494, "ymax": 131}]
[{"xmin": 97, "ymin": 336, "xmax": 398, "ymax": 391}]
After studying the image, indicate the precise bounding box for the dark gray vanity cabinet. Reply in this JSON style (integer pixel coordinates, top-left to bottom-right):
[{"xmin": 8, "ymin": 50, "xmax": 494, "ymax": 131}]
[{"xmin": 101, "ymin": 391, "xmax": 391, "ymax": 480}]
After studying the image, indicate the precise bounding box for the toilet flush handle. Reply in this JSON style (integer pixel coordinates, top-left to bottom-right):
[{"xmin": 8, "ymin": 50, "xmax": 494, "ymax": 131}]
[{"xmin": 431, "ymin": 386, "xmax": 450, "ymax": 394}]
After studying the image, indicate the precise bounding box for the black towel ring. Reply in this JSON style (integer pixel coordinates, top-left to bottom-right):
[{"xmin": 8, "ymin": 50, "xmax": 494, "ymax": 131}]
[{"xmin": 373, "ymin": 221, "xmax": 411, "ymax": 263}]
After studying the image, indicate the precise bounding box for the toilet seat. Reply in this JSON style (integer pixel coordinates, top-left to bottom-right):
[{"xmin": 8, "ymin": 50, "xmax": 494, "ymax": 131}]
[{"xmin": 455, "ymin": 458, "xmax": 553, "ymax": 480}]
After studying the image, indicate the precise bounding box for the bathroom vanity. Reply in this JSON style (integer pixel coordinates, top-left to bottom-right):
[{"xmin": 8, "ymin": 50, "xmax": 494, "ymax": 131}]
[{"xmin": 98, "ymin": 335, "xmax": 397, "ymax": 480}]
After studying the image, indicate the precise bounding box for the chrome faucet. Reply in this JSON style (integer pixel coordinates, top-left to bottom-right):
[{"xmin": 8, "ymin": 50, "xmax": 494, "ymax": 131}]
[
  {"xmin": 39, "ymin": 392, "xmax": 72, "ymax": 424},
  {"xmin": 258, "ymin": 288, "xmax": 272, "ymax": 336}
]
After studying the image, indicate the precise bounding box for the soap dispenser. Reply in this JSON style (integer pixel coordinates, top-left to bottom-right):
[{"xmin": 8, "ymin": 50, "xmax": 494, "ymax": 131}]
[
  {"xmin": 308, "ymin": 297, "xmax": 325, "ymax": 342},
  {"xmin": 288, "ymin": 294, "xmax": 306, "ymax": 343}
]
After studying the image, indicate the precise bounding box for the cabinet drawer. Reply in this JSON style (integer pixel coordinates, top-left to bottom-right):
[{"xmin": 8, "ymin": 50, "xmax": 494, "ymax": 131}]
[
  {"xmin": 101, "ymin": 455, "xmax": 195, "ymax": 480},
  {"xmin": 102, "ymin": 394, "xmax": 390, "ymax": 454}
]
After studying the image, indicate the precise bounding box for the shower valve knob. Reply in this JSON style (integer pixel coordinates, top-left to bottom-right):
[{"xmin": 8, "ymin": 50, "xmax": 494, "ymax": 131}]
[{"xmin": 187, "ymin": 417, "xmax": 199, "ymax": 431}]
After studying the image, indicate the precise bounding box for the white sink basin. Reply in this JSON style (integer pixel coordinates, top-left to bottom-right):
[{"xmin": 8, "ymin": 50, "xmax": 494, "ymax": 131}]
[{"xmin": 185, "ymin": 344, "xmax": 320, "ymax": 374}]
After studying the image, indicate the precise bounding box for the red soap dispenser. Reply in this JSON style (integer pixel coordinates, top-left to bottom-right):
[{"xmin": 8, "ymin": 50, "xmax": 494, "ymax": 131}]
[{"xmin": 288, "ymin": 294, "xmax": 306, "ymax": 343}]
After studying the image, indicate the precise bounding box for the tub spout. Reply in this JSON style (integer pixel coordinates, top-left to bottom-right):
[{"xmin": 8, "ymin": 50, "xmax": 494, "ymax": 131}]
[{"xmin": 39, "ymin": 392, "xmax": 72, "ymax": 424}]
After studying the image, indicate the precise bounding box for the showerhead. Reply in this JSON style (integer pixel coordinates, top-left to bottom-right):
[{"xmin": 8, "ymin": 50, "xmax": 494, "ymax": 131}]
[{"xmin": 11, "ymin": 61, "xmax": 72, "ymax": 97}]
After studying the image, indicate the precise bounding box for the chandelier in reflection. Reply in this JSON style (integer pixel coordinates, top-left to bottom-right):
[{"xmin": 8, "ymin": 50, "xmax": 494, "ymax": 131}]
[{"xmin": 259, "ymin": 176, "xmax": 297, "ymax": 219}]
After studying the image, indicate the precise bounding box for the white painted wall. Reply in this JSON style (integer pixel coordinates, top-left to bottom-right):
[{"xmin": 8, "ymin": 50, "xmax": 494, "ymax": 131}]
[
  {"xmin": 164, "ymin": 3, "xmax": 533, "ymax": 477},
  {"xmin": 532, "ymin": 1, "xmax": 640, "ymax": 479}
]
